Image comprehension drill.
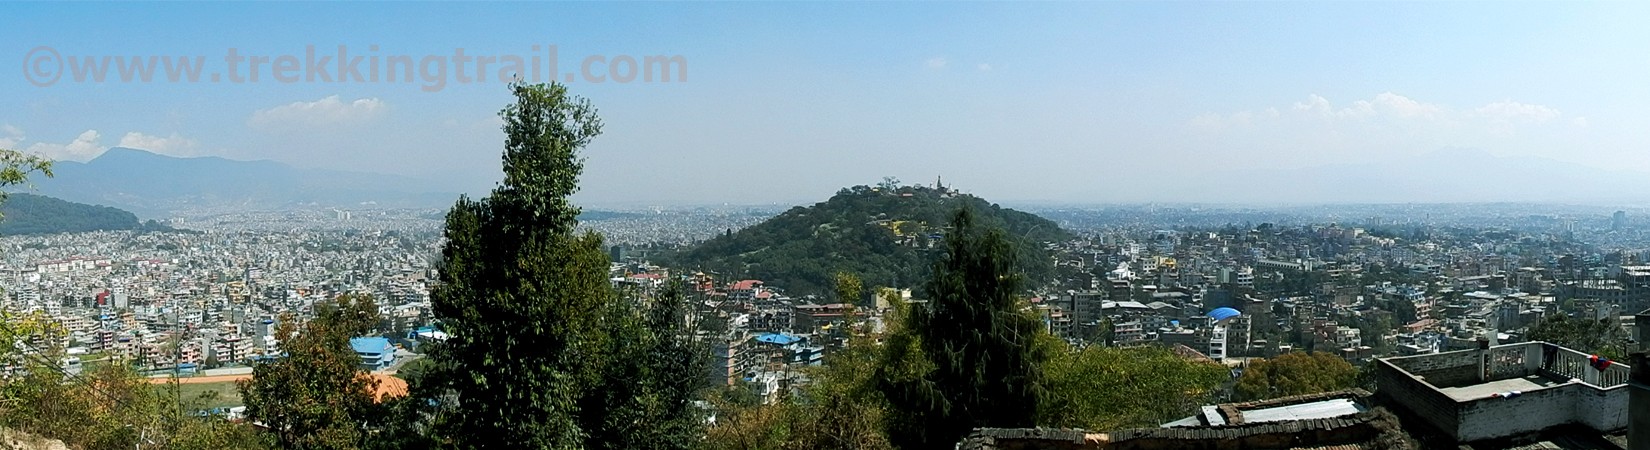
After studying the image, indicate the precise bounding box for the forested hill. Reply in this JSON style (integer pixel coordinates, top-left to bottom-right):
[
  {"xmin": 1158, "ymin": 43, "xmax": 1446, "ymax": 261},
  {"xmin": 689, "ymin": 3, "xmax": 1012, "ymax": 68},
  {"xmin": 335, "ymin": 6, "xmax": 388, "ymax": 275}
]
[
  {"xmin": 0, "ymin": 193, "xmax": 170, "ymax": 235},
  {"xmin": 667, "ymin": 184, "xmax": 1070, "ymax": 296}
]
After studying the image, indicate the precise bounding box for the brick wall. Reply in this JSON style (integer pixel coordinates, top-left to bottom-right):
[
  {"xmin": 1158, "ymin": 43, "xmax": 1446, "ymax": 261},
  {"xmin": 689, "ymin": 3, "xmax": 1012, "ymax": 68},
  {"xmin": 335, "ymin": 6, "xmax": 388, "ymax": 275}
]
[
  {"xmin": 1458, "ymin": 380, "xmax": 1623, "ymax": 438},
  {"xmin": 1375, "ymin": 358, "xmax": 1461, "ymax": 436},
  {"xmin": 1574, "ymin": 385, "xmax": 1629, "ymax": 433},
  {"xmin": 1455, "ymin": 383, "xmax": 1576, "ymax": 441},
  {"xmin": 1452, "ymin": 381, "xmax": 1626, "ymax": 441}
]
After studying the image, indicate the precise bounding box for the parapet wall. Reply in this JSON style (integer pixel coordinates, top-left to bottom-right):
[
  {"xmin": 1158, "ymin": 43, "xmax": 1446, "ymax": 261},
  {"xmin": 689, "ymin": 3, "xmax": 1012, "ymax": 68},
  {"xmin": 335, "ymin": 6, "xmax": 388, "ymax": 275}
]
[
  {"xmin": 1374, "ymin": 358, "xmax": 1461, "ymax": 436},
  {"xmin": 1376, "ymin": 342, "xmax": 1629, "ymax": 443},
  {"xmin": 1454, "ymin": 381, "xmax": 1627, "ymax": 441},
  {"xmin": 1384, "ymin": 348, "xmax": 1481, "ymax": 387},
  {"xmin": 1573, "ymin": 384, "xmax": 1628, "ymax": 436}
]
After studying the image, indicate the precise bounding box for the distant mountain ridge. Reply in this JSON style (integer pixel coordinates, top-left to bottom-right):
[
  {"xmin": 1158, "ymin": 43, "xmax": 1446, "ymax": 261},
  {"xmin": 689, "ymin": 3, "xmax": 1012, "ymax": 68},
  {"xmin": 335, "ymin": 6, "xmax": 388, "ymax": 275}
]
[
  {"xmin": 0, "ymin": 193, "xmax": 169, "ymax": 235},
  {"xmin": 666, "ymin": 184, "xmax": 1070, "ymax": 295},
  {"xmin": 19, "ymin": 148, "xmax": 461, "ymax": 216}
]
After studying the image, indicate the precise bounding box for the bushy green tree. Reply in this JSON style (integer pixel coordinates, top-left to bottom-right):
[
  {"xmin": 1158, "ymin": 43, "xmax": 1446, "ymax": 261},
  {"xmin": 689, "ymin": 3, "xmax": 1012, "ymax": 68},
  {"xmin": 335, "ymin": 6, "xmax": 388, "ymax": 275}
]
[
  {"xmin": 1528, "ymin": 313, "xmax": 1627, "ymax": 360},
  {"xmin": 582, "ymin": 281, "xmax": 710, "ymax": 449},
  {"xmin": 834, "ymin": 272, "xmax": 863, "ymax": 306},
  {"xmin": 1039, "ymin": 344, "xmax": 1230, "ymax": 430},
  {"xmin": 876, "ymin": 207, "xmax": 1050, "ymax": 448},
  {"xmin": 1234, "ymin": 351, "xmax": 1356, "ymax": 401},
  {"xmin": 238, "ymin": 294, "xmax": 382, "ymax": 450}
]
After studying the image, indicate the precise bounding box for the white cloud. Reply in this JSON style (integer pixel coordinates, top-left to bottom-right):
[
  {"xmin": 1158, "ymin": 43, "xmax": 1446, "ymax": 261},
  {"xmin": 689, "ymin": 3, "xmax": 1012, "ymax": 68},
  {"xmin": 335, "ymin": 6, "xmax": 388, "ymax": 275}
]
[
  {"xmin": 248, "ymin": 95, "xmax": 386, "ymax": 131},
  {"xmin": 0, "ymin": 124, "xmax": 23, "ymax": 149},
  {"xmin": 25, "ymin": 130, "xmax": 107, "ymax": 162},
  {"xmin": 117, "ymin": 132, "xmax": 200, "ymax": 157},
  {"xmin": 925, "ymin": 57, "xmax": 948, "ymax": 70},
  {"xmin": 1572, "ymin": 116, "xmax": 1590, "ymax": 128},
  {"xmin": 1292, "ymin": 94, "xmax": 1332, "ymax": 114},
  {"xmin": 977, "ymin": 63, "xmax": 992, "ymax": 72},
  {"xmin": 1475, "ymin": 100, "xmax": 1562, "ymax": 123},
  {"xmin": 1279, "ymin": 92, "xmax": 1446, "ymax": 120},
  {"xmin": 1368, "ymin": 92, "xmax": 1443, "ymax": 119}
]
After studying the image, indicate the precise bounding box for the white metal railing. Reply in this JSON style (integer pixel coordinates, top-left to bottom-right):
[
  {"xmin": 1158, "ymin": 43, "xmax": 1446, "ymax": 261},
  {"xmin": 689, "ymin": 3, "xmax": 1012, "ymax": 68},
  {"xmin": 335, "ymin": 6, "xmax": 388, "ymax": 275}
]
[
  {"xmin": 1389, "ymin": 341, "xmax": 1632, "ymax": 389},
  {"xmin": 1541, "ymin": 343, "xmax": 1629, "ymax": 388},
  {"xmin": 1547, "ymin": 347, "xmax": 1588, "ymax": 381},
  {"xmin": 1600, "ymin": 362, "xmax": 1630, "ymax": 388}
]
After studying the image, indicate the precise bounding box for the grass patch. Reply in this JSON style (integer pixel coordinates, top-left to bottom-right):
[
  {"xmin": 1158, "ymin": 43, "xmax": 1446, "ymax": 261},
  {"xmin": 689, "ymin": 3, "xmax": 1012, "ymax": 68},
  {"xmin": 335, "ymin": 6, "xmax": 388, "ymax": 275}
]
[{"xmin": 154, "ymin": 381, "xmax": 244, "ymax": 410}]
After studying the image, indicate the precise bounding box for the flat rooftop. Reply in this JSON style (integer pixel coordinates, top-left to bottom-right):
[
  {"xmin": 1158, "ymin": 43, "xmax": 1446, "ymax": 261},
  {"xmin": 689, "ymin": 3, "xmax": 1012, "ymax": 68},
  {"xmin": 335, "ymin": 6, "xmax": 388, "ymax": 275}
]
[{"xmin": 1437, "ymin": 374, "xmax": 1565, "ymax": 402}]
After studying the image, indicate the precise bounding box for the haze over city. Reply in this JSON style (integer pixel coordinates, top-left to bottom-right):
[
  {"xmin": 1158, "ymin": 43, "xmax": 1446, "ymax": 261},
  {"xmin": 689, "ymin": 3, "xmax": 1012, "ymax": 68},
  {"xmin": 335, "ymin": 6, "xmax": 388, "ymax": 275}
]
[{"xmin": 6, "ymin": 2, "xmax": 1649, "ymax": 206}]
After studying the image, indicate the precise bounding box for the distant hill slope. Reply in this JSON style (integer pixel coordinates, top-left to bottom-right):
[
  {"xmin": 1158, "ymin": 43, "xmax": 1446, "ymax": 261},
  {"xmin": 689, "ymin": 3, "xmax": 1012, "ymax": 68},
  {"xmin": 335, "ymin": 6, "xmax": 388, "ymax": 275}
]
[
  {"xmin": 0, "ymin": 193, "xmax": 169, "ymax": 235},
  {"xmin": 22, "ymin": 148, "xmax": 459, "ymax": 215},
  {"xmin": 668, "ymin": 184, "xmax": 1070, "ymax": 296}
]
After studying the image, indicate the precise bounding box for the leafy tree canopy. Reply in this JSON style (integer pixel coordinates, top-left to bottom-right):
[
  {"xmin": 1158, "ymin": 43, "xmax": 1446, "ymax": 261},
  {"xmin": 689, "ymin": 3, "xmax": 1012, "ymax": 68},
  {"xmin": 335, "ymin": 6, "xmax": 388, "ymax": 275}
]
[
  {"xmin": 1039, "ymin": 344, "xmax": 1230, "ymax": 430},
  {"xmin": 1234, "ymin": 351, "xmax": 1357, "ymax": 401},
  {"xmin": 1528, "ymin": 313, "xmax": 1627, "ymax": 360},
  {"xmin": 238, "ymin": 294, "xmax": 382, "ymax": 450}
]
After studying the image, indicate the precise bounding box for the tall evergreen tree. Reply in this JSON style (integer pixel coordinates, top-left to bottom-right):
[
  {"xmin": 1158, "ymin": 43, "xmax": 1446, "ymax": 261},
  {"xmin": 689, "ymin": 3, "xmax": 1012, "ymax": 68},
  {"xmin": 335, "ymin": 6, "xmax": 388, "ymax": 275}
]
[
  {"xmin": 876, "ymin": 207, "xmax": 1050, "ymax": 448},
  {"xmin": 423, "ymin": 82, "xmax": 706, "ymax": 449},
  {"xmin": 425, "ymin": 81, "xmax": 606, "ymax": 449}
]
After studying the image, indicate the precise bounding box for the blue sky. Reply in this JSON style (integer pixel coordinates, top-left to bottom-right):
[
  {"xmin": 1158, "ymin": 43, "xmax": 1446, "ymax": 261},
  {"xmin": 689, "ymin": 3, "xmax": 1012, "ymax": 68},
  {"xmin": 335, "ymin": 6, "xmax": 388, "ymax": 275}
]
[{"xmin": 3, "ymin": 2, "xmax": 1647, "ymax": 205}]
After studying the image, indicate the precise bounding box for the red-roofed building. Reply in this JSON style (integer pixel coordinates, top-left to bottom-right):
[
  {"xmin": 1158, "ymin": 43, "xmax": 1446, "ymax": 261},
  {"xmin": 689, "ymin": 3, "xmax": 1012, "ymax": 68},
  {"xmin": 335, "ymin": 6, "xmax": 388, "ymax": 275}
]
[{"xmin": 729, "ymin": 280, "xmax": 764, "ymax": 301}]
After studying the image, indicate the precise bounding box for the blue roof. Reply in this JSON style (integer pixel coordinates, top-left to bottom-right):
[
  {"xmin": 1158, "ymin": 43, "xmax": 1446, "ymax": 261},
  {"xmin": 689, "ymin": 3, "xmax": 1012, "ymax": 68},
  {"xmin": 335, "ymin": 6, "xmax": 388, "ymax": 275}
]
[
  {"xmin": 755, "ymin": 333, "xmax": 803, "ymax": 345},
  {"xmin": 350, "ymin": 337, "xmax": 392, "ymax": 354},
  {"xmin": 1208, "ymin": 307, "xmax": 1242, "ymax": 322}
]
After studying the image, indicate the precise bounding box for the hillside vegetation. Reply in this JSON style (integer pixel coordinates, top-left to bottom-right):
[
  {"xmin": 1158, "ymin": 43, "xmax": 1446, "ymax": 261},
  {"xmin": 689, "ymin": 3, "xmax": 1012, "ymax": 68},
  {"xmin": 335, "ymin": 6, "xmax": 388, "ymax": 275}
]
[
  {"xmin": 669, "ymin": 183, "xmax": 1069, "ymax": 295},
  {"xmin": 0, "ymin": 193, "xmax": 170, "ymax": 235}
]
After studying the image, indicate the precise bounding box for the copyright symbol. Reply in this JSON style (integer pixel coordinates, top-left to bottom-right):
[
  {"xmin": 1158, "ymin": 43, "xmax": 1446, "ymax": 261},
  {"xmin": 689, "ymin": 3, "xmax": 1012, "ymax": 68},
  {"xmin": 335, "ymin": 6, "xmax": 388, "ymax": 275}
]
[{"xmin": 24, "ymin": 46, "xmax": 62, "ymax": 87}]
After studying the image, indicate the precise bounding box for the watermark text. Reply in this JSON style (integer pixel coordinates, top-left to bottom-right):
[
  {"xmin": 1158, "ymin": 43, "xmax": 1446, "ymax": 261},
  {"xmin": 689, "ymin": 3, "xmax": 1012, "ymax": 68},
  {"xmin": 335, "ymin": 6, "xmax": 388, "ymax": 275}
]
[{"xmin": 23, "ymin": 45, "xmax": 687, "ymax": 92}]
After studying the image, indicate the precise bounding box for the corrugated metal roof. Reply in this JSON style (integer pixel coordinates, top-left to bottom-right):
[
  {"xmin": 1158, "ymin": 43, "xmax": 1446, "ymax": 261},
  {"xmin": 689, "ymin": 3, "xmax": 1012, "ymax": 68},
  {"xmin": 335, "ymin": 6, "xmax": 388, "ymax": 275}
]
[{"xmin": 1240, "ymin": 398, "xmax": 1366, "ymax": 423}]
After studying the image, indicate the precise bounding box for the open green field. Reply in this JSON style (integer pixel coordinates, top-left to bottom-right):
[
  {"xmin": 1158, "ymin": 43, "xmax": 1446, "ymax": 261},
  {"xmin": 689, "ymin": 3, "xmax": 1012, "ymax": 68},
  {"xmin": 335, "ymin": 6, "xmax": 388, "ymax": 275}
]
[{"xmin": 154, "ymin": 381, "xmax": 243, "ymax": 410}]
